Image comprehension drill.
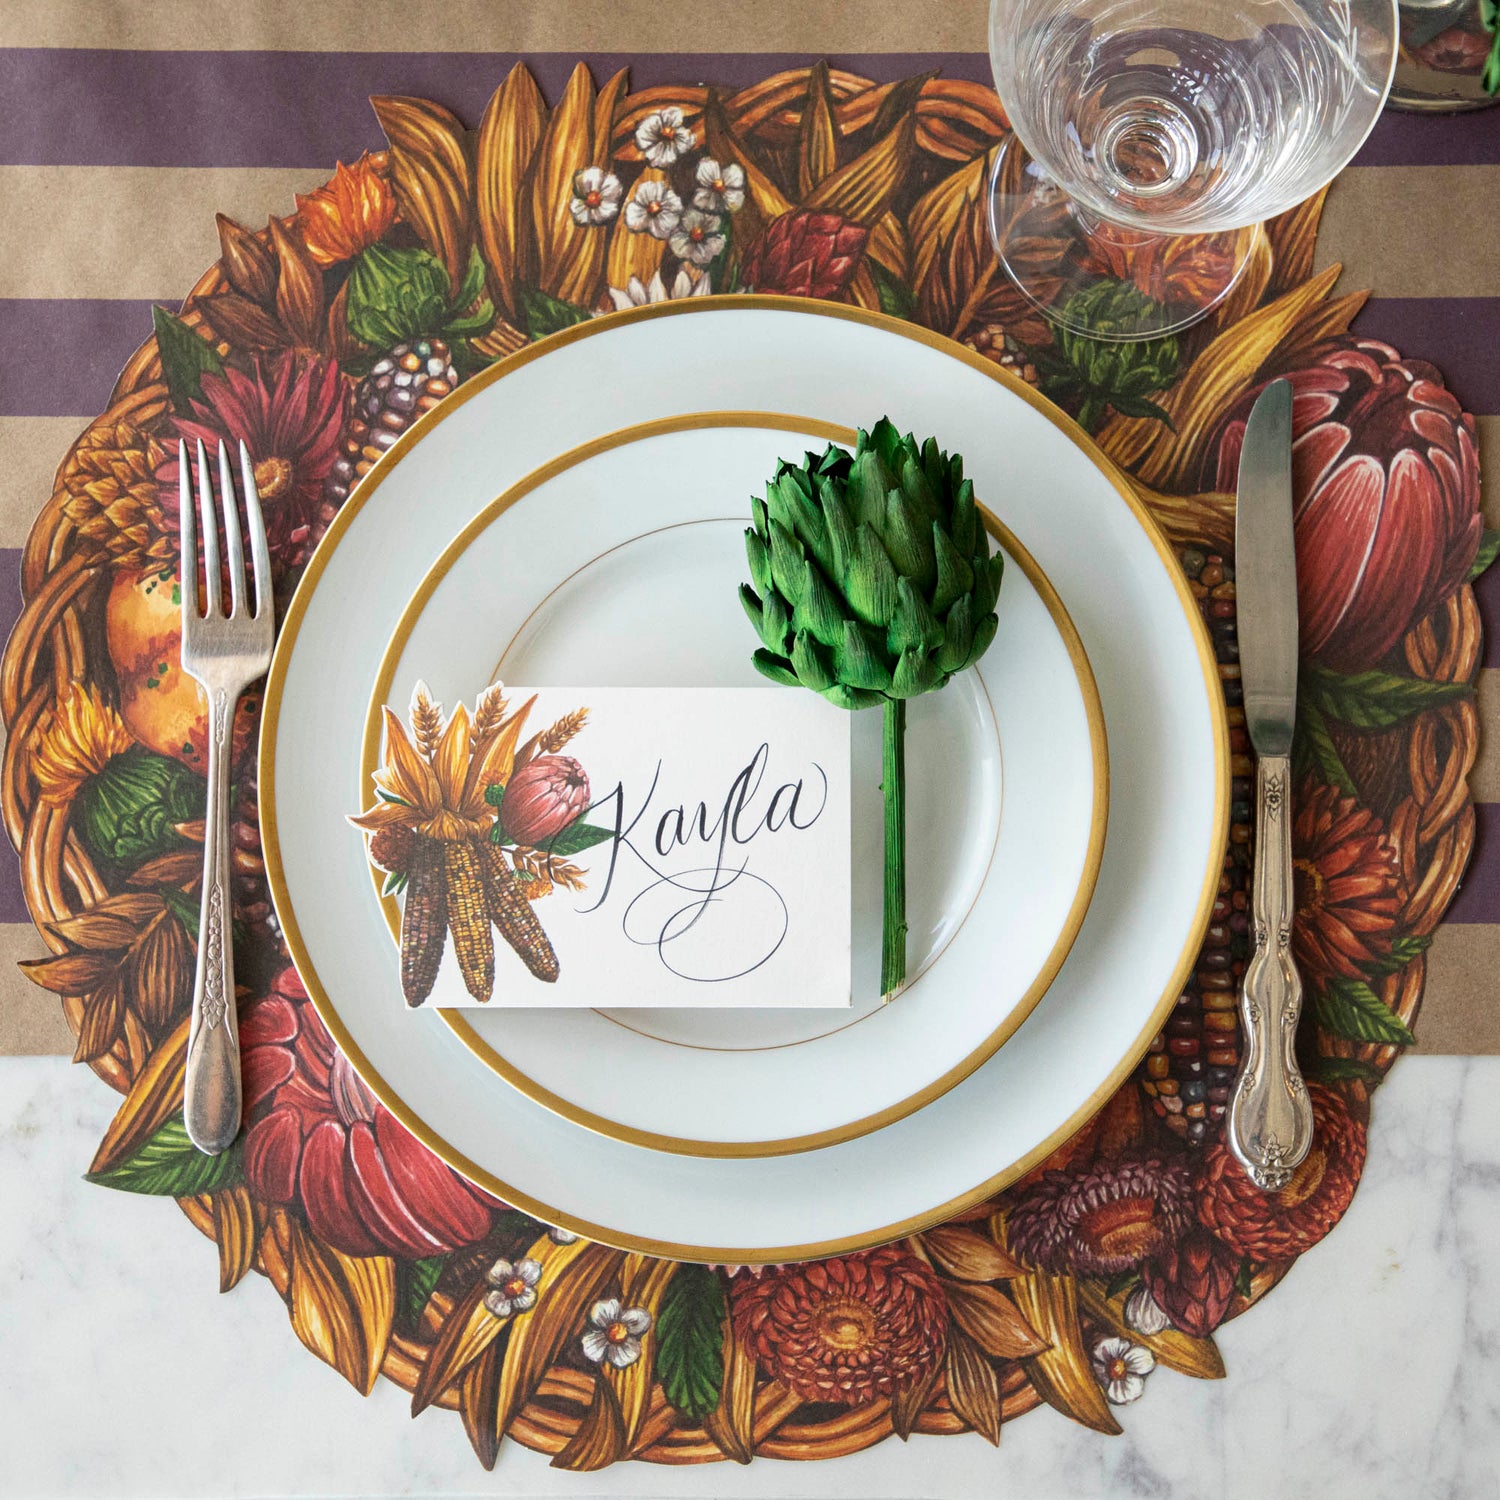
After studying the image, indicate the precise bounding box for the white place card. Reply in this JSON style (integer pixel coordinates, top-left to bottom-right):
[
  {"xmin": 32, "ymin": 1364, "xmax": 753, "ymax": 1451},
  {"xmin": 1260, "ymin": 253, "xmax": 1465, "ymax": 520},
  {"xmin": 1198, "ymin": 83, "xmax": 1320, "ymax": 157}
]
[{"xmin": 373, "ymin": 687, "xmax": 852, "ymax": 1008}]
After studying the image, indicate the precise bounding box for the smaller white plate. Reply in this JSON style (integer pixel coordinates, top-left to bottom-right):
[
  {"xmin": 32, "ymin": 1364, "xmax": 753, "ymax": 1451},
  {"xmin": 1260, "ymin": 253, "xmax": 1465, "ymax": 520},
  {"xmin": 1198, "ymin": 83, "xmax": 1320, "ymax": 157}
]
[{"xmin": 364, "ymin": 416, "xmax": 1108, "ymax": 1156}]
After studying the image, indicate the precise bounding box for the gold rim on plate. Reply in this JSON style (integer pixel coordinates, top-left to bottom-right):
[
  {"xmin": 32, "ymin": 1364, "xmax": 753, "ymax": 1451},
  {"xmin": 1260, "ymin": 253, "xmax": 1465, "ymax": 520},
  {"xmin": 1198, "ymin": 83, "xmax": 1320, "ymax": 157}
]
[
  {"xmin": 358, "ymin": 411, "xmax": 1109, "ymax": 1158},
  {"xmin": 260, "ymin": 295, "xmax": 1230, "ymax": 1262}
]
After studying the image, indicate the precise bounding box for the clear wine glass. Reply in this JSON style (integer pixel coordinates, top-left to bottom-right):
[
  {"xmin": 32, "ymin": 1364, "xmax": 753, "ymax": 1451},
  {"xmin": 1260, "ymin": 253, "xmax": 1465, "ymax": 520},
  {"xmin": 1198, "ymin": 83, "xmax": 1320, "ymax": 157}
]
[{"xmin": 987, "ymin": 0, "xmax": 1399, "ymax": 339}]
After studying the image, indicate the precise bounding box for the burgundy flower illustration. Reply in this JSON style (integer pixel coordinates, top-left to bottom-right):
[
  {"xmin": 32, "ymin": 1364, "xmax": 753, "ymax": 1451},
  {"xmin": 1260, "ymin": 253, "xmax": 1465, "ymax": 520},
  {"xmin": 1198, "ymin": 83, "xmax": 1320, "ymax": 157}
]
[
  {"xmin": 501, "ymin": 755, "xmax": 591, "ymax": 846},
  {"xmin": 157, "ymin": 352, "xmax": 349, "ymax": 574},
  {"xmin": 1006, "ymin": 1154, "xmax": 1195, "ymax": 1276},
  {"xmin": 1213, "ymin": 339, "xmax": 1481, "ymax": 671},
  {"xmin": 1293, "ymin": 780, "xmax": 1402, "ymax": 988},
  {"xmin": 1196, "ymin": 1083, "xmax": 1367, "ymax": 1260},
  {"xmin": 741, "ymin": 210, "xmax": 870, "ymax": 300},
  {"xmin": 729, "ymin": 1247, "xmax": 948, "ymax": 1405},
  {"xmin": 242, "ymin": 964, "xmax": 498, "ymax": 1258},
  {"xmin": 1142, "ymin": 1226, "xmax": 1240, "ymax": 1337}
]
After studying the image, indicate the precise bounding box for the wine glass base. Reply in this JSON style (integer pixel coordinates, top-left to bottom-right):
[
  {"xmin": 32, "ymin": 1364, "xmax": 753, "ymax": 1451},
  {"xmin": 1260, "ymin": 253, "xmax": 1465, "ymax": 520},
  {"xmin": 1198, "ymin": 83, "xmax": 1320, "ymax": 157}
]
[{"xmin": 986, "ymin": 135, "xmax": 1260, "ymax": 343}]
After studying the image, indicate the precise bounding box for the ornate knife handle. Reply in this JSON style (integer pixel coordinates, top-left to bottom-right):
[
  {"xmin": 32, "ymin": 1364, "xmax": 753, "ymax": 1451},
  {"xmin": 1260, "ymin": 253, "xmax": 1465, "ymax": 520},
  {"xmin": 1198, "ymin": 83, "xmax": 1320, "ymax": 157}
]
[
  {"xmin": 1227, "ymin": 752, "xmax": 1314, "ymax": 1190},
  {"xmin": 183, "ymin": 685, "xmax": 241, "ymax": 1155}
]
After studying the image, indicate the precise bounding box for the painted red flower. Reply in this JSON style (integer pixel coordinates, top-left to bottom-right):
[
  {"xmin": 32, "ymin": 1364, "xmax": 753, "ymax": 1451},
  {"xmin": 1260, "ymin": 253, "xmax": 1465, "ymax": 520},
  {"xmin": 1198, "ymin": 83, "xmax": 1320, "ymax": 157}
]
[
  {"xmin": 1293, "ymin": 780, "xmax": 1401, "ymax": 988},
  {"xmin": 1006, "ymin": 1153, "xmax": 1195, "ymax": 1276},
  {"xmin": 156, "ymin": 352, "xmax": 349, "ymax": 575},
  {"xmin": 501, "ymin": 755, "xmax": 591, "ymax": 846},
  {"xmin": 729, "ymin": 1247, "xmax": 947, "ymax": 1405},
  {"xmin": 1142, "ymin": 1226, "xmax": 1240, "ymax": 1337},
  {"xmin": 1083, "ymin": 223, "xmax": 1241, "ymax": 310},
  {"xmin": 740, "ymin": 210, "xmax": 869, "ymax": 300},
  {"xmin": 1213, "ymin": 339, "xmax": 1482, "ymax": 671},
  {"xmin": 241, "ymin": 964, "xmax": 497, "ymax": 1258},
  {"xmin": 1196, "ymin": 1083, "xmax": 1367, "ymax": 1260}
]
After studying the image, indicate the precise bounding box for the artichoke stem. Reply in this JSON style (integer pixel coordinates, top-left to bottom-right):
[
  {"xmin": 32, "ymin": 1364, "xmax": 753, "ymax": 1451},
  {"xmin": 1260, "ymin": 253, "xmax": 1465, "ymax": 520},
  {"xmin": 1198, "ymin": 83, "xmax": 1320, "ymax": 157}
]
[{"xmin": 881, "ymin": 696, "xmax": 907, "ymax": 998}]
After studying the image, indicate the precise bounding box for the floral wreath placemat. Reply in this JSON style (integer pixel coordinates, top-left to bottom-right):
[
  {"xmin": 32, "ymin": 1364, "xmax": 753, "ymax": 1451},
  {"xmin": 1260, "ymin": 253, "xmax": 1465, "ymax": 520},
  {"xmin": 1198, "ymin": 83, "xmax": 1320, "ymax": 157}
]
[{"xmin": 0, "ymin": 61, "xmax": 1488, "ymax": 1472}]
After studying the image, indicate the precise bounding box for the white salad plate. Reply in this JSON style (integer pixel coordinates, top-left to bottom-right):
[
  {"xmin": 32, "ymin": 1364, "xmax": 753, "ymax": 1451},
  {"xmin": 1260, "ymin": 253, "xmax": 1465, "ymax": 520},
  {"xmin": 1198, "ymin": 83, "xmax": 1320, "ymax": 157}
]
[
  {"xmin": 361, "ymin": 413, "xmax": 1108, "ymax": 1156},
  {"xmin": 263, "ymin": 298, "xmax": 1227, "ymax": 1261}
]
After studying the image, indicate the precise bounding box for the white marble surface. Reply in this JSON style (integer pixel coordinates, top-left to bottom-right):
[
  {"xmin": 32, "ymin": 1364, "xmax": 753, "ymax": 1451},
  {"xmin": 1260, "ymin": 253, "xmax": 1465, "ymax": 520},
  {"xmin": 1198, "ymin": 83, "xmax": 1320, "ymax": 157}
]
[{"xmin": 1, "ymin": 1054, "xmax": 1495, "ymax": 1500}]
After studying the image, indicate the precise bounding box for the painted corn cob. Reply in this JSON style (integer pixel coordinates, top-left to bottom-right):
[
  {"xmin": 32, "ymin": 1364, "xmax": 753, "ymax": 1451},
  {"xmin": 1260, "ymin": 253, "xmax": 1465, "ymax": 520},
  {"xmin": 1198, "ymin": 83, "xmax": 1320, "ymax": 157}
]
[
  {"xmin": 478, "ymin": 838, "xmax": 560, "ymax": 984},
  {"xmin": 444, "ymin": 839, "xmax": 495, "ymax": 1000},
  {"xmin": 400, "ymin": 834, "xmax": 448, "ymax": 1005}
]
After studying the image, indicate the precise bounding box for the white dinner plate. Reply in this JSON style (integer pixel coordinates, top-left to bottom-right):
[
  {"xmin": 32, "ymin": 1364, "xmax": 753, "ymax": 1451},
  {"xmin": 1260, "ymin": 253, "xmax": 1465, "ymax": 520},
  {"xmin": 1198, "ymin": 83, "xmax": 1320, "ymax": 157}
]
[
  {"xmin": 362, "ymin": 413, "xmax": 1108, "ymax": 1155},
  {"xmin": 263, "ymin": 298, "xmax": 1227, "ymax": 1261}
]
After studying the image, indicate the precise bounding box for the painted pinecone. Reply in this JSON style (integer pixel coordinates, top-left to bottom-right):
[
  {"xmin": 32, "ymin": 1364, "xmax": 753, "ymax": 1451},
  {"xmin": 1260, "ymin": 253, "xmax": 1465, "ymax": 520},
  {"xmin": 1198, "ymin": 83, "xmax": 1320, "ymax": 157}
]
[
  {"xmin": 322, "ymin": 338, "xmax": 457, "ymax": 506},
  {"xmin": 58, "ymin": 419, "xmax": 173, "ymax": 569},
  {"xmin": 740, "ymin": 209, "xmax": 869, "ymax": 299},
  {"xmin": 741, "ymin": 420, "xmax": 1003, "ymax": 711},
  {"xmin": 1137, "ymin": 548, "xmax": 1252, "ymax": 1146}
]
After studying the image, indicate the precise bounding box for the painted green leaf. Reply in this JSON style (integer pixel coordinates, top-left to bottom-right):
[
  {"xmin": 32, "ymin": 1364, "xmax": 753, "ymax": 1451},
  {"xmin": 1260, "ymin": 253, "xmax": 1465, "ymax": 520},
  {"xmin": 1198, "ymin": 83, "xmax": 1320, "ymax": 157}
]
[
  {"xmin": 1468, "ymin": 528, "xmax": 1500, "ymax": 581},
  {"xmin": 869, "ymin": 261, "xmax": 915, "ymax": 321},
  {"xmin": 1233, "ymin": 1257, "xmax": 1254, "ymax": 1301},
  {"xmin": 1363, "ymin": 932, "xmax": 1431, "ymax": 978},
  {"xmin": 519, "ymin": 283, "xmax": 591, "ymax": 341},
  {"xmin": 381, "ymin": 870, "xmax": 408, "ymax": 897},
  {"xmin": 86, "ymin": 1116, "xmax": 242, "ymax": 1196},
  {"xmin": 404, "ymin": 1255, "xmax": 448, "ymax": 1324},
  {"xmin": 1313, "ymin": 976, "xmax": 1415, "ymax": 1047},
  {"xmin": 654, "ymin": 1264, "xmax": 724, "ymax": 1420},
  {"xmin": 159, "ymin": 885, "xmax": 200, "ymax": 943},
  {"xmin": 539, "ymin": 821, "xmax": 616, "ymax": 857},
  {"xmin": 1303, "ymin": 665, "xmax": 1471, "ymax": 732},
  {"xmin": 1105, "ymin": 1268, "xmax": 1141, "ymax": 1300},
  {"xmin": 1293, "ymin": 694, "xmax": 1357, "ymax": 796},
  {"xmin": 153, "ymin": 305, "xmax": 225, "ymax": 415},
  {"xmin": 75, "ymin": 745, "xmax": 203, "ymax": 870},
  {"xmin": 1312, "ymin": 1056, "xmax": 1383, "ymax": 1085}
]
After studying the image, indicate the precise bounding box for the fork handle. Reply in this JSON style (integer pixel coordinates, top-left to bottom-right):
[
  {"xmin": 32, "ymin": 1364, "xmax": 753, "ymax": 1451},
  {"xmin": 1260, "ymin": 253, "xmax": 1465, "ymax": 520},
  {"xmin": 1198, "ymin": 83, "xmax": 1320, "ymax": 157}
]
[
  {"xmin": 1227, "ymin": 753, "xmax": 1315, "ymax": 1190},
  {"xmin": 185, "ymin": 686, "xmax": 241, "ymax": 1155}
]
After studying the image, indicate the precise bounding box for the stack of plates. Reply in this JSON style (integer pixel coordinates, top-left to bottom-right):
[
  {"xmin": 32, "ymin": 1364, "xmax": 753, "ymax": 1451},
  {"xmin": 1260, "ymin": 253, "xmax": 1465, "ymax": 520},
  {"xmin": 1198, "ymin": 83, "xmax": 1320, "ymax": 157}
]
[{"xmin": 263, "ymin": 299, "xmax": 1227, "ymax": 1263}]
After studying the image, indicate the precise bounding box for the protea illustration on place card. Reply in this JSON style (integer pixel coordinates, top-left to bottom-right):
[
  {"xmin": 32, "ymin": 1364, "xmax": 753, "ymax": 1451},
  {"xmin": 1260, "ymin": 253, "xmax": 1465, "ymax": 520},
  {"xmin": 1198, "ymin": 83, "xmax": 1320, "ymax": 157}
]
[
  {"xmin": 741, "ymin": 419, "xmax": 1004, "ymax": 995},
  {"xmin": 349, "ymin": 682, "xmax": 599, "ymax": 1003}
]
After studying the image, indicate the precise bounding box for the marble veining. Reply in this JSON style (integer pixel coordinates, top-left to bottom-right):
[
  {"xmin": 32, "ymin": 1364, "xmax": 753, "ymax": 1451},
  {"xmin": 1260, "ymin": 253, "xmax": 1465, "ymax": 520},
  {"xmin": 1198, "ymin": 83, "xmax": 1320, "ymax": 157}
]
[{"xmin": 1, "ymin": 1055, "xmax": 1495, "ymax": 1499}]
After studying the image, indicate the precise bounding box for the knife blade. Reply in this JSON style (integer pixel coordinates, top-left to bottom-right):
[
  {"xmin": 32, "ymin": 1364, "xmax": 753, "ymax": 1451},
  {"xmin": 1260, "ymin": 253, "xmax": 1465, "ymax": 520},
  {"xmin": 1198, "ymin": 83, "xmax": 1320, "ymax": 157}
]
[
  {"xmin": 1235, "ymin": 377, "xmax": 1298, "ymax": 757},
  {"xmin": 1227, "ymin": 377, "xmax": 1314, "ymax": 1191}
]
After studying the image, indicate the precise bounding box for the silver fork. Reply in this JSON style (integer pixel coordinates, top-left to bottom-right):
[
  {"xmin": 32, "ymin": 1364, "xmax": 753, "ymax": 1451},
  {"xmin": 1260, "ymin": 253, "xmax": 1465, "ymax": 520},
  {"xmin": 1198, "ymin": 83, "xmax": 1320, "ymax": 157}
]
[{"xmin": 180, "ymin": 438, "xmax": 274, "ymax": 1155}]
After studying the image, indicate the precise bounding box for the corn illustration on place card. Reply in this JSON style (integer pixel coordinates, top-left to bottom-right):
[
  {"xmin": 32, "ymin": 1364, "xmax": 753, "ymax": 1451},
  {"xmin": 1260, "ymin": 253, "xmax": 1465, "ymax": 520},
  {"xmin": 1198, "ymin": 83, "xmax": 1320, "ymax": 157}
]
[{"xmin": 352, "ymin": 684, "xmax": 852, "ymax": 1008}]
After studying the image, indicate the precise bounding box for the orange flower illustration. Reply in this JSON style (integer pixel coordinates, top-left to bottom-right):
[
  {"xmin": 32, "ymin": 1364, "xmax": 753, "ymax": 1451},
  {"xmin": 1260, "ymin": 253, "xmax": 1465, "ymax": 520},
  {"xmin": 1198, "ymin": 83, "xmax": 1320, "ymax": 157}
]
[
  {"xmin": 295, "ymin": 154, "xmax": 397, "ymax": 267},
  {"xmin": 1084, "ymin": 223, "xmax": 1240, "ymax": 310}
]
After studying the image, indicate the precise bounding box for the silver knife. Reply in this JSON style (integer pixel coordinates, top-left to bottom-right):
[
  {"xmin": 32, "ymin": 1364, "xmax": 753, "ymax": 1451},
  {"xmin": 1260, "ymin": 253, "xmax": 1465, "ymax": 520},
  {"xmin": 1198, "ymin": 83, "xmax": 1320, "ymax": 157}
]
[{"xmin": 1227, "ymin": 378, "xmax": 1314, "ymax": 1190}]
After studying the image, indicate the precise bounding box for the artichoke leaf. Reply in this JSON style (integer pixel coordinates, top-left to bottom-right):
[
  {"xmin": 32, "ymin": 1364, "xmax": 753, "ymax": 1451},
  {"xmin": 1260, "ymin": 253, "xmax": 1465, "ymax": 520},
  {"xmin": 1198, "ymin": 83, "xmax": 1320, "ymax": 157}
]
[
  {"xmin": 835, "ymin": 621, "xmax": 894, "ymax": 692},
  {"xmin": 818, "ymin": 477, "xmax": 856, "ymax": 579},
  {"xmin": 847, "ymin": 524, "xmax": 899, "ymax": 628},
  {"xmin": 759, "ymin": 589, "xmax": 792, "ymax": 654},
  {"xmin": 745, "ymin": 528, "xmax": 773, "ymax": 598},
  {"xmin": 963, "ymin": 611, "xmax": 999, "ymax": 671},
  {"xmin": 824, "ymin": 682, "xmax": 886, "ymax": 711},
  {"xmin": 888, "ymin": 576, "xmax": 942, "ymax": 657},
  {"xmin": 950, "ymin": 477, "xmax": 979, "ymax": 557},
  {"xmin": 897, "ymin": 452, "xmax": 940, "ymax": 526},
  {"xmin": 767, "ymin": 519, "xmax": 807, "ymax": 606},
  {"xmin": 892, "ymin": 646, "xmax": 943, "ymax": 699},
  {"xmin": 850, "ymin": 450, "xmax": 894, "ymax": 533},
  {"xmin": 791, "ymin": 630, "xmax": 837, "ymax": 693},
  {"xmin": 882, "ymin": 488, "xmax": 937, "ymax": 592},
  {"xmin": 752, "ymin": 649, "xmax": 800, "ymax": 687},
  {"xmin": 971, "ymin": 549, "xmax": 1005, "ymax": 616},
  {"xmin": 936, "ymin": 592, "xmax": 977, "ymax": 674},
  {"xmin": 738, "ymin": 583, "xmax": 764, "ymax": 641},
  {"xmin": 932, "ymin": 525, "xmax": 975, "ymax": 616},
  {"xmin": 795, "ymin": 560, "xmax": 848, "ymax": 649}
]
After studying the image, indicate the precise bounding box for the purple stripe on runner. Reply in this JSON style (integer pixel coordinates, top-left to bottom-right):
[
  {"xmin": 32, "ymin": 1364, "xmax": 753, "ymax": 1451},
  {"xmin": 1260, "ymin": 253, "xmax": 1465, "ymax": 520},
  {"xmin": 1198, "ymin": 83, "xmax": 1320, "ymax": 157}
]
[
  {"xmin": 1475, "ymin": 564, "xmax": 1500, "ymax": 670},
  {"xmin": 1352, "ymin": 298, "xmax": 1500, "ymax": 418},
  {"xmin": 0, "ymin": 549, "xmax": 28, "ymax": 923},
  {"xmin": 0, "ymin": 299, "xmax": 160, "ymax": 417},
  {"xmin": 1440, "ymin": 801, "xmax": 1500, "ymax": 923},
  {"xmin": 2, "ymin": 49, "xmax": 1498, "ymax": 169},
  {"xmin": 0, "ymin": 50, "xmax": 993, "ymax": 167}
]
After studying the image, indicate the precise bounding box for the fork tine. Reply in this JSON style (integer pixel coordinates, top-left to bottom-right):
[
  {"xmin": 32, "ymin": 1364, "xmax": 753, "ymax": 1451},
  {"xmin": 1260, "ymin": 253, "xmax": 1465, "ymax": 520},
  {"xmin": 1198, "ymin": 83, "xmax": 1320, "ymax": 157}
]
[
  {"xmin": 239, "ymin": 441, "xmax": 273, "ymax": 622},
  {"xmin": 194, "ymin": 438, "xmax": 223, "ymax": 618},
  {"xmin": 177, "ymin": 440, "xmax": 197, "ymax": 622},
  {"xmin": 215, "ymin": 441, "xmax": 247, "ymax": 617}
]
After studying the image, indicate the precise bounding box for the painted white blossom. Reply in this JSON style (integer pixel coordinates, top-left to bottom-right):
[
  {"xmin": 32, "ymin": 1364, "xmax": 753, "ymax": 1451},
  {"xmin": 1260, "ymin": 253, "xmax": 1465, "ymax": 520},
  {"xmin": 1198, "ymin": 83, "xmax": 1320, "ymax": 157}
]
[
  {"xmin": 669, "ymin": 209, "xmax": 725, "ymax": 267},
  {"xmin": 581, "ymin": 1297, "xmax": 653, "ymax": 1368},
  {"xmin": 624, "ymin": 177, "xmax": 683, "ymax": 239},
  {"xmin": 635, "ymin": 106, "xmax": 696, "ymax": 167},
  {"xmin": 548, "ymin": 1226, "xmax": 579, "ymax": 1244},
  {"xmin": 693, "ymin": 158, "xmax": 746, "ymax": 213},
  {"xmin": 1092, "ymin": 1335, "xmax": 1156, "ymax": 1404},
  {"xmin": 603, "ymin": 268, "xmax": 712, "ymax": 312},
  {"xmin": 483, "ymin": 1257, "xmax": 541, "ymax": 1318},
  {"xmin": 569, "ymin": 166, "xmax": 623, "ymax": 226}
]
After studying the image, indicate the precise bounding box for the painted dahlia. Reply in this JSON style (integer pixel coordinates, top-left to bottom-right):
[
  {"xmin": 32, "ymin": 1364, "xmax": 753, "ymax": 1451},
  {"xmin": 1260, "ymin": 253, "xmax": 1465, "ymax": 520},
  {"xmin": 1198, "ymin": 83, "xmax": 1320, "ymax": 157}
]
[
  {"xmin": 242, "ymin": 964, "xmax": 498, "ymax": 1258},
  {"xmin": 156, "ymin": 353, "xmax": 348, "ymax": 575},
  {"xmin": 730, "ymin": 1247, "xmax": 947, "ymax": 1405},
  {"xmin": 1292, "ymin": 781, "xmax": 1401, "ymax": 988},
  {"xmin": 1196, "ymin": 1083, "xmax": 1367, "ymax": 1260},
  {"xmin": 1006, "ymin": 1154, "xmax": 1195, "ymax": 1276}
]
